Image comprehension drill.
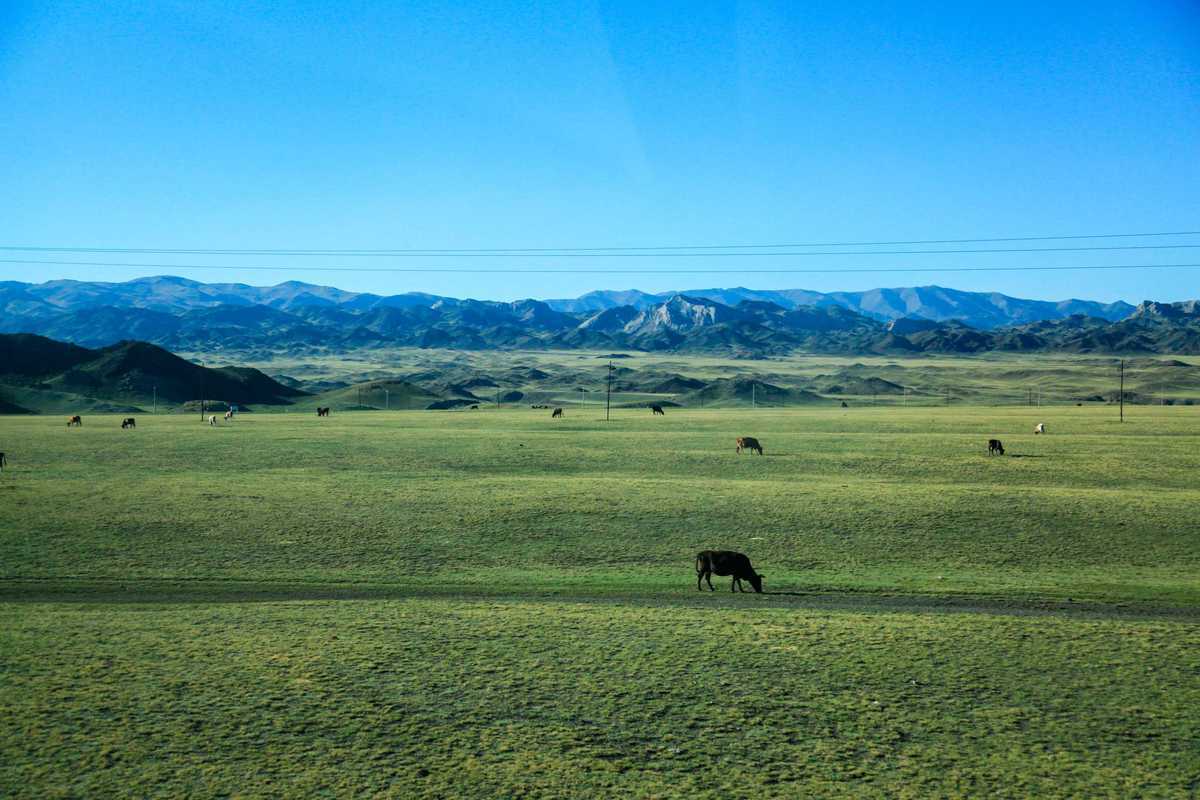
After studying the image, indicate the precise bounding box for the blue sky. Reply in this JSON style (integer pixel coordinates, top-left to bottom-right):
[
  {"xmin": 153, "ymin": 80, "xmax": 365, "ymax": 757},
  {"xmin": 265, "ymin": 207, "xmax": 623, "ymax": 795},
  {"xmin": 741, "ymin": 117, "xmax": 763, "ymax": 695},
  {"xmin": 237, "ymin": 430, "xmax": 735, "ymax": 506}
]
[{"xmin": 1, "ymin": 1, "xmax": 1197, "ymax": 303}]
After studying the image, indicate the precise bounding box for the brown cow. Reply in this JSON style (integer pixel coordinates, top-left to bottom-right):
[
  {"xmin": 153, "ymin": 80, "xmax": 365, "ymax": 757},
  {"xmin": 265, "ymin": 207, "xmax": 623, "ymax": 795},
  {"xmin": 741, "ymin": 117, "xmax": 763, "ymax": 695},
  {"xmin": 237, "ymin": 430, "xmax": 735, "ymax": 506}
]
[
  {"xmin": 735, "ymin": 436, "xmax": 762, "ymax": 455},
  {"xmin": 696, "ymin": 550, "xmax": 764, "ymax": 593},
  {"xmin": 551, "ymin": 408, "xmax": 563, "ymax": 418},
  {"xmin": 67, "ymin": 415, "xmax": 82, "ymax": 427}
]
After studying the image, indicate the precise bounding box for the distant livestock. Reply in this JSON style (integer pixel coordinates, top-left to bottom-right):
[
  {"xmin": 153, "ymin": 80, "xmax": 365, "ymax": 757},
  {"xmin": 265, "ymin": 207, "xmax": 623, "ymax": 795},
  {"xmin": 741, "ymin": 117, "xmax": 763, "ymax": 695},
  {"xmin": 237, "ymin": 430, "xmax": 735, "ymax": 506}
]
[
  {"xmin": 208, "ymin": 415, "xmax": 218, "ymax": 426},
  {"xmin": 735, "ymin": 436, "xmax": 763, "ymax": 455},
  {"xmin": 317, "ymin": 407, "xmax": 330, "ymax": 417},
  {"xmin": 67, "ymin": 415, "xmax": 82, "ymax": 427},
  {"xmin": 988, "ymin": 439, "xmax": 1004, "ymax": 456},
  {"xmin": 121, "ymin": 418, "xmax": 136, "ymax": 429},
  {"xmin": 0, "ymin": 452, "xmax": 6, "ymax": 471},
  {"xmin": 696, "ymin": 550, "xmax": 764, "ymax": 593},
  {"xmin": 650, "ymin": 404, "xmax": 665, "ymax": 415},
  {"xmin": 1035, "ymin": 423, "xmax": 1045, "ymax": 435},
  {"xmin": 224, "ymin": 410, "xmax": 234, "ymax": 421},
  {"xmin": 551, "ymin": 408, "xmax": 563, "ymax": 418}
]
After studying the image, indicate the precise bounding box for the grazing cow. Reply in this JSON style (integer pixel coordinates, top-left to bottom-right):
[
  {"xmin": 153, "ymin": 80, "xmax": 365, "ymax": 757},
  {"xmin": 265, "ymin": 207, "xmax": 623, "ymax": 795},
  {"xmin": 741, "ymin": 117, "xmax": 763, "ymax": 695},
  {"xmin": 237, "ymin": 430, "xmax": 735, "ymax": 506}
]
[
  {"xmin": 317, "ymin": 407, "xmax": 330, "ymax": 417},
  {"xmin": 735, "ymin": 436, "xmax": 763, "ymax": 455},
  {"xmin": 696, "ymin": 550, "xmax": 764, "ymax": 593},
  {"xmin": 988, "ymin": 439, "xmax": 1004, "ymax": 456},
  {"xmin": 224, "ymin": 409, "xmax": 234, "ymax": 421},
  {"xmin": 841, "ymin": 401, "xmax": 849, "ymax": 408},
  {"xmin": 121, "ymin": 418, "xmax": 136, "ymax": 429},
  {"xmin": 650, "ymin": 404, "xmax": 665, "ymax": 416},
  {"xmin": 0, "ymin": 452, "xmax": 6, "ymax": 471},
  {"xmin": 551, "ymin": 407, "xmax": 563, "ymax": 418},
  {"xmin": 1034, "ymin": 423, "xmax": 1045, "ymax": 435},
  {"xmin": 208, "ymin": 415, "xmax": 217, "ymax": 426},
  {"xmin": 67, "ymin": 415, "xmax": 82, "ymax": 427},
  {"xmin": 470, "ymin": 405, "xmax": 479, "ymax": 410}
]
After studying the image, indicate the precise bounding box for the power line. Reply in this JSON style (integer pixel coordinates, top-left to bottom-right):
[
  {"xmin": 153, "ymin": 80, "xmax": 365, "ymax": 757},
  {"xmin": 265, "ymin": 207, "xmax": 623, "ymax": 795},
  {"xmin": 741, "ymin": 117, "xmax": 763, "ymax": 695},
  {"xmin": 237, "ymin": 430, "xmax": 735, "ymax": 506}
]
[
  {"xmin": 3, "ymin": 258, "xmax": 1200, "ymax": 275},
  {"xmin": 1, "ymin": 243, "xmax": 1198, "ymax": 258},
  {"xmin": 1, "ymin": 229, "xmax": 1196, "ymax": 254}
]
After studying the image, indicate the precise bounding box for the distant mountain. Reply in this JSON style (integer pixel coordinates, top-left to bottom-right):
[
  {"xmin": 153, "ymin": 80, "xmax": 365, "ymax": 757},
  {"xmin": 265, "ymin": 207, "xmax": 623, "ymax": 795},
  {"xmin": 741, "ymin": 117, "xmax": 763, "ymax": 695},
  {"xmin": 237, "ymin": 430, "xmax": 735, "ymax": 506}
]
[
  {"xmin": 545, "ymin": 285, "xmax": 1135, "ymax": 329},
  {"xmin": 0, "ymin": 276, "xmax": 1193, "ymax": 356},
  {"xmin": 0, "ymin": 333, "xmax": 306, "ymax": 412}
]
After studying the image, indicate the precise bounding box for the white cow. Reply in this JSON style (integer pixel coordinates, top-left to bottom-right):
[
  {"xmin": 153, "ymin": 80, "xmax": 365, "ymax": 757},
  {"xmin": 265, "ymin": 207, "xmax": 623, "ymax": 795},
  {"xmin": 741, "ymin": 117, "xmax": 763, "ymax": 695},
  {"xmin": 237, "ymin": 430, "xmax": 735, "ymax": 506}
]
[
  {"xmin": 1034, "ymin": 422, "xmax": 1045, "ymax": 434},
  {"xmin": 224, "ymin": 409, "xmax": 234, "ymax": 421},
  {"xmin": 208, "ymin": 415, "xmax": 218, "ymax": 426}
]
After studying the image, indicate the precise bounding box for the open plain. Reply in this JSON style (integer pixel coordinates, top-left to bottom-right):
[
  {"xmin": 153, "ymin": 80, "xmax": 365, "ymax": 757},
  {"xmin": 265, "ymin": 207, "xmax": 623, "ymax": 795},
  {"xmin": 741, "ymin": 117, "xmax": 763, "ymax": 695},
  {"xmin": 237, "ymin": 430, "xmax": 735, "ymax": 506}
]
[{"xmin": 2, "ymin": 406, "xmax": 1198, "ymax": 797}]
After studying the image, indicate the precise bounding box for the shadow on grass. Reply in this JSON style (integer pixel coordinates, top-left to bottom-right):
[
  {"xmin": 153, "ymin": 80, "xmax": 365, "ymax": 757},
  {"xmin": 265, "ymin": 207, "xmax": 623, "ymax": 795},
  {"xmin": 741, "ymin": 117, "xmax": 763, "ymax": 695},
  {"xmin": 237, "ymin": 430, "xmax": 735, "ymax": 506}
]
[{"xmin": 2, "ymin": 578, "xmax": 1197, "ymax": 621}]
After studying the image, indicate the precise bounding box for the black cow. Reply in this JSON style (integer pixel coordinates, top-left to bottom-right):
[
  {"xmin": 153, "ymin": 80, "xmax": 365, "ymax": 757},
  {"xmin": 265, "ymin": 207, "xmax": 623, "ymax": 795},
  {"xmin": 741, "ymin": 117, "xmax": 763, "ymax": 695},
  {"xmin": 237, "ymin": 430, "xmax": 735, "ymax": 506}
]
[
  {"xmin": 988, "ymin": 439, "xmax": 1004, "ymax": 456},
  {"xmin": 121, "ymin": 418, "xmax": 136, "ymax": 429},
  {"xmin": 317, "ymin": 407, "xmax": 330, "ymax": 417},
  {"xmin": 696, "ymin": 550, "xmax": 764, "ymax": 593},
  {"xmin": 551, "ymin": 407, "xmax": 563, "ymax": 418},
  {"xmin": 0, "ymin": 452, "xmax": 6, "ymax": 472},
  {"xmin": 735, "ymin": 436, "xmax": 763, "ymax": 455},
  {"xmin": 650, "ymin": 404, "xmax": 665, "ymax": 415}
]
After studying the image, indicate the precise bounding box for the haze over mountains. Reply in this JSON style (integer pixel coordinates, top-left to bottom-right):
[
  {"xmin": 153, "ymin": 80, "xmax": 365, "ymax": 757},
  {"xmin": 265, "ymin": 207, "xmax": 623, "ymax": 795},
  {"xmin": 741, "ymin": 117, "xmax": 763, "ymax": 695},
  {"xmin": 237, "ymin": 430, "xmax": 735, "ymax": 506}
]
[{"xmin": 1, "ymin": 276, "xmax": 1197, "ymax": 356}]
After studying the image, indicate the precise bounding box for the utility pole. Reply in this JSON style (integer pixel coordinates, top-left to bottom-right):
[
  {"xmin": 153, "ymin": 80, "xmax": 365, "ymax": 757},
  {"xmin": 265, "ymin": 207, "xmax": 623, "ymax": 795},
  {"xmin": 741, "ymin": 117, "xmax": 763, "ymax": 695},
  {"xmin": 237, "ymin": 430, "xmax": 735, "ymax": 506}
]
[
  {"xmin": 606, "ymin": 361, "xmax": 613, "ymax": 421},
  {"xmin": 153, "ymin": 385, "xmax": 157, "ymax": 415},
  {"xmin": 385, "ymin": 388, "xmax": 389, "ymax": 410},
  {"xmin": 752, "ymin": 382, "xmax": 756, "ymax": 410},
  {"xmin": 1119, "ymin": 359, "xmax": 1125, "ymax": 423}
]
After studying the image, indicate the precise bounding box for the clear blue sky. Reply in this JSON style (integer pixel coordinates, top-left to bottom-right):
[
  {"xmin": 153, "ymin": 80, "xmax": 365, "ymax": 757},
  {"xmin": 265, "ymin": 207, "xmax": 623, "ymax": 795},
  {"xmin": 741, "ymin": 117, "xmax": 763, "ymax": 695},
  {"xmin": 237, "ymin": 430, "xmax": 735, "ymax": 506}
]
[{"xmin": 1, "ymin": 1, "xmax": 1197, "ymax": 303}]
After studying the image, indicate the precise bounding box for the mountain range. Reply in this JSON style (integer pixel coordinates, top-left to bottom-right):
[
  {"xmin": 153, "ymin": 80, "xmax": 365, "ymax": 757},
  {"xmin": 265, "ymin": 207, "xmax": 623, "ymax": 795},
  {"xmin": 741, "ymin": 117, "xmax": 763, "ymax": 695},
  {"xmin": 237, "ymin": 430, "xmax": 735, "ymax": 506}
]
[{"xmin": 1, "ymin": 276, "xmax": 1196, "ymax": 356}]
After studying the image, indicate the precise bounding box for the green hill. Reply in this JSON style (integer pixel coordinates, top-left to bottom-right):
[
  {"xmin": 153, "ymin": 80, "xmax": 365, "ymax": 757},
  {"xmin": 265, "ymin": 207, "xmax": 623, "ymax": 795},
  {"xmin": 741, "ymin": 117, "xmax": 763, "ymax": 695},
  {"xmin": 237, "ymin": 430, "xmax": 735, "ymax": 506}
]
[
  {"xmin": 684, "ymin": 378, "xmax": 826, "ymax": 407},
  {"xmin": 299, "ymin": 379, "xmax": 439, "ymax": 411},
  {"xmin": 0, "ymin": 335, "xmax": 306, "ymax": 413}
]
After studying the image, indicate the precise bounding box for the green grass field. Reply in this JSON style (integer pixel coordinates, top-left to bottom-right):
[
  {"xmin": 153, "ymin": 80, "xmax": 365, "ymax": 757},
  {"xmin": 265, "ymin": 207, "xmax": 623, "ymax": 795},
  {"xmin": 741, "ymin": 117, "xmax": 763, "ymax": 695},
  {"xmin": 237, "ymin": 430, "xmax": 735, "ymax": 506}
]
[{"xmin": 2, "ymin": 406, "xmax": 1198, "ymax": 797}]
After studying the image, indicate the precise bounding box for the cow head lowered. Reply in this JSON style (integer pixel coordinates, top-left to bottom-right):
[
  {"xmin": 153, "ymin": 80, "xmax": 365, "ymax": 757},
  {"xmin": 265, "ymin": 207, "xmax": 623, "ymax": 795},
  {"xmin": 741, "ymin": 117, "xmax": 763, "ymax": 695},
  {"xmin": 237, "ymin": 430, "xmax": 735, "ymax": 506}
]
[{"xmin": 696, "ymin": 550, "xmax": 764, "ymax": 593}]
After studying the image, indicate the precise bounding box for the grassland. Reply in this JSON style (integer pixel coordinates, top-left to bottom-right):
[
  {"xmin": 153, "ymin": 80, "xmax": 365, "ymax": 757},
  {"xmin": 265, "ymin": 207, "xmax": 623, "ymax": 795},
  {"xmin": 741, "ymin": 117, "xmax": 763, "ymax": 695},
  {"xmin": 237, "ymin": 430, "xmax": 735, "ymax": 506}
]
[{"xmin": 2, "ymin": 406, "xmax": 1198, "ymax": 797}]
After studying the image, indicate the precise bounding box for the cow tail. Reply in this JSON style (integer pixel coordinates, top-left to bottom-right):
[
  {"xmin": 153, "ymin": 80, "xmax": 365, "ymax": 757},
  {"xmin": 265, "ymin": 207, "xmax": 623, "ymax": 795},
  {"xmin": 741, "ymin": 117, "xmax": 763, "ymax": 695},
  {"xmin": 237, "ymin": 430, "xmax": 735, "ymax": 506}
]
[{"xmin": 695, "ymin": 554, "xmax": 705, "ymax": 575}]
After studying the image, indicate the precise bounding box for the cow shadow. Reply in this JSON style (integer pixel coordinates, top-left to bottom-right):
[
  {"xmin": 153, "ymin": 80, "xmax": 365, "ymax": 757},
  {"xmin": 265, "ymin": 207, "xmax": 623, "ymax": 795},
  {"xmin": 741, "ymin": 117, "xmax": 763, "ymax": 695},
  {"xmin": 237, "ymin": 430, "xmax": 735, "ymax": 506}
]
[{"xmin": 1005, "ymin": 454, "xmax": 1045, "ymax": 459}]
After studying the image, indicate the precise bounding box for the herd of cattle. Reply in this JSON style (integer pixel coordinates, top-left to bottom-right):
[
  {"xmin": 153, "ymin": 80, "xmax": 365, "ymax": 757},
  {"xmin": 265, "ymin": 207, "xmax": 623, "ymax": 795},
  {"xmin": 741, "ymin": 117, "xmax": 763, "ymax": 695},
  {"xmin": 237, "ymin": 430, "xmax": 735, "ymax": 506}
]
[
  {"xmin": 37, "ymin": 406, "xmax": 1054, "ymax": 595},
  {"xmin": 56, "ymin": 408, "xmax": 1050, "ymax": 463}
]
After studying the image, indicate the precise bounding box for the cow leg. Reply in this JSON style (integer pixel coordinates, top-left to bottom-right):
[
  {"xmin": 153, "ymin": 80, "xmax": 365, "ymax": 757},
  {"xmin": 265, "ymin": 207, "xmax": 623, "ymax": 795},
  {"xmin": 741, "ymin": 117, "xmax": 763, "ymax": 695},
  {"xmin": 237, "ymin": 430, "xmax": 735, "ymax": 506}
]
[
  {"xmin": 697, "ymin": 570, "xmax": 705, "ymax": 591},
  {"xmin": 705, "ymin": 572, "xmax": 715, "ymax": 591}
]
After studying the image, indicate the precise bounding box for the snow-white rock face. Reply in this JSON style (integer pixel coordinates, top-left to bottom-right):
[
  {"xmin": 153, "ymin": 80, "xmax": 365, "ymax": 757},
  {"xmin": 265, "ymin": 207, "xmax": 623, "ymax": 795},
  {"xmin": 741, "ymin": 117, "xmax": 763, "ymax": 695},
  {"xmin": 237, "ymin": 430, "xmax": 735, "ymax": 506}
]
[
  {"xmin": 577, "ymin": 305, "xmax": 641, "ymax": 332},
  {"xmin": 622, "ymin": 295, "xmax": 729, "ymax": 335}
]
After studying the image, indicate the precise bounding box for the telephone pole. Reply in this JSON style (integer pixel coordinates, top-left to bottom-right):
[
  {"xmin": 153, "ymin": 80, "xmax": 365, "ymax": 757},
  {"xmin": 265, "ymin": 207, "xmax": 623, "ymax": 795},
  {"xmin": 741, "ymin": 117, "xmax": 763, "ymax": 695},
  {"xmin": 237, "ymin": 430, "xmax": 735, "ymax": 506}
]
[
  {"xmin": 152, "ymin": 385, "xmax": 157, "ymax": 415},
  {"xmin": 752, "ymin": 382, "xmax": 756, "ymax": 410},
  {"xmin": 1119, "ymin": 359, "xmax": 1125, "ymax": 422},
  {"xmin": 385, "ymin": 388, "xmax": 389, "ymax": 410},
  {"xmin": 606, "ymin": 361, "xmax": 613, "ymax": 421}
]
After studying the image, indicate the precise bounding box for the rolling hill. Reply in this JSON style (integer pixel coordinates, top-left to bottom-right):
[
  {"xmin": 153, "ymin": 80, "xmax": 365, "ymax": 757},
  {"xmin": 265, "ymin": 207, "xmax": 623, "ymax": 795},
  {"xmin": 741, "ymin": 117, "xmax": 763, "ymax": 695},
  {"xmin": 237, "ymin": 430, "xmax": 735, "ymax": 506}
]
[{"xmin": 0, "ymin": 334, "xmax": 307, "ymax": 413}]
